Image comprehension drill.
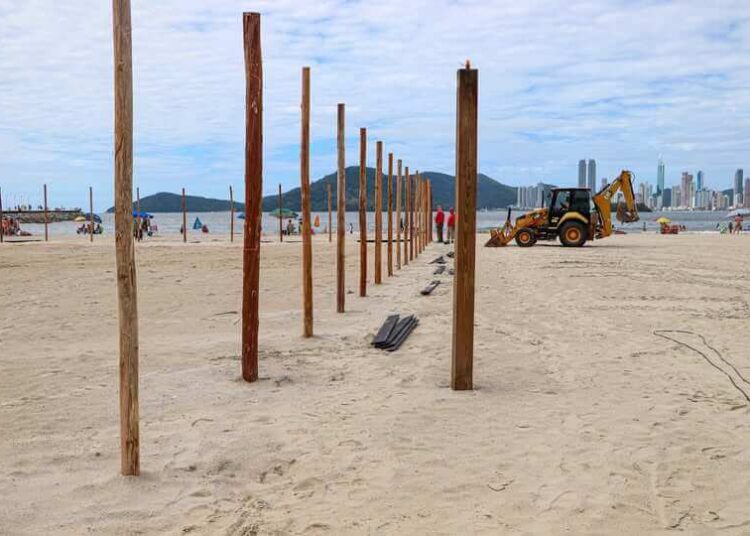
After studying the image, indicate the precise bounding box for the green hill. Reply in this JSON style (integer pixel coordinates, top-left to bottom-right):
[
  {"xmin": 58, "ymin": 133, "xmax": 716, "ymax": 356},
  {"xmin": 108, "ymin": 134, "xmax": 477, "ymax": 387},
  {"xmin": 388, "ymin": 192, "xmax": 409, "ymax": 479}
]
[
  {"xmin": 262, "ymin": 166, "xmax": 517, "ymax": 211},
  {"xmin": 108, "ymin": 168, "xmax": 520, "ymax": 213}
]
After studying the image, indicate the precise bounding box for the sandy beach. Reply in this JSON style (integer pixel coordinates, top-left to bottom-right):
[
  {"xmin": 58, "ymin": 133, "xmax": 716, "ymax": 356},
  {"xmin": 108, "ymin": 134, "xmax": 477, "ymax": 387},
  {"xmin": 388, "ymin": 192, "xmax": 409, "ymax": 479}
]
[{"xmin": 2, "ymin": 232, "xmax": 750, "ymax": 535}]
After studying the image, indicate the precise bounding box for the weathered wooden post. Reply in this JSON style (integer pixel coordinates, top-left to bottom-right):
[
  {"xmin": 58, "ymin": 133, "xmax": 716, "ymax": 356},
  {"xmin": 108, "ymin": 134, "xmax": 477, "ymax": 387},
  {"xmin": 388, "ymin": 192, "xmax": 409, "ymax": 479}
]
[
  {"xmin": 416, "ymin": 175, "xmax": 421, "ymax": 255},
  {"xmin": 300, "ymin": 66, "xmax": 314, "ymax": 338},
  {"xmin": 113, "ymin": 0, "xmax": 140, "ymax": 476},
  {"xmin": 336, "ymin": 103, "xmax": 346, "ymax": 312},
  {"xmin": 43, "ymin": 184, "xmax": 49, "ymax": 242},
  {"xmin": 278, "ymin": 184, "xmax": 283, "ymax": 242},
  {"xmin": 403, "ymin": 166, "xmax": 410, "ymax": 266},
  {"xmin": 89, "ymin": 186, "xmax": 94, "ymax": 242},
  {"xmin": 408, "ymin": 172, "xmax": 414, "ymax": 261},
  {"xmin": 181, "ymin": 188, "xmax": 187, "ymax": 243},
  {"xmin": 451, "ymin": 62, "xmax": 478, "ymax": 391},
  {"xmin": 427, "ymin": 180, "xmax": 432, "ymax": 244},
  {"xmin": 229, "ymin": 185, "xmax": 234, "ymax": 242},
  {"xmin": 242, "ymin": 11, "xmax": 262, "ymax": 382},
  {"xmin": 374, "ymin": 141, "xmax": 383, "ymax": 284},
  {"xmin": 396, "ymin": 161, "xmax": 401, "ymax": 268},
  {"xmin": 136, "ymin": 186, "xmax": 141, "ymax": 239},
  {"xmin": 359, "ymin": 128, "xmax": 367, "ymax": 297},
  {"xmin": 387, "ymin": 152, "xmax": 394, "ymax": 276},
  {"xmin": 327, "ymin": 182, "xmax": 332, "ymax": 243}
]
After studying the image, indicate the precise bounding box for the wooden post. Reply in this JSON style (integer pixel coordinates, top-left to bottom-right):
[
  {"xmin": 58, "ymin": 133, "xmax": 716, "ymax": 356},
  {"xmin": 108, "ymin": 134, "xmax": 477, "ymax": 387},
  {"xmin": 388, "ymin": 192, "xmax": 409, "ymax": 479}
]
[
  {"xmin": 451, "ymin": 63, "xmax": 478, "ymax": 391},
  {"xmin": 0, "ymin": 186, "xmax": 4, "ymax": 243},
  {"xmin": 336, "ymin": 103, "xmax": 346, "ymax": 313},
  {"xmin": 408, "ymin": 172, "xmax": 414, "ymax": 261},
  {"xmin": 358, "ymin": 127, "xmax": 367, "ymax": 297},
  {"xmin": 43, "ymin": 184, "xmax": 49, "ymax": 242},
  {"xmin": 300, "ymin": 66, "xmax": 313, "ymax": 338},
  {"xmin": 416, "ymin": 175, "xmax": 421, "ymax": 255},
  {"xmin": 181, "ymin": 188, "xmax": 187, "ymax": 243},
  {"xmin": 327, "ymin": 182, "xmax": 332, "ymax": 242},
  {"xmin": 89, "ymin": 186, "xmax": 94, "ymax": 242},
  {"xmin": 136, "ymin": 186, "xmax": 141, "ymax": 240},
  {"xmin": 428, "ymin": 180, "xmax": 432, "ymax": 244},
  {"xmin": 387, "ymin": 152, "xmax": 393, "ymax": 276},
  {"xmin": 395, "ymin": 160, "xmax": 401, "ymax": 269},
  {"xmin": 374, "ymin": 141, "xmax": 383, "ymax": 284},
  {"xmin": 278, "ymin": 184, "xmax": 283, "ymax": 242},
  {"xmin": 229, "ymin": 185, "xmax": 235, "ymax": 242},
  {"xmin": 403, "ymin": 166, "xmax": 409, "ymax": 266},
  {"xmin": 242, "ymin": 11, "xmax": 262, "ymax": 382},
  {"xmin": 113, "ymin": 0, "xmax": 140, "ymax": 476}
]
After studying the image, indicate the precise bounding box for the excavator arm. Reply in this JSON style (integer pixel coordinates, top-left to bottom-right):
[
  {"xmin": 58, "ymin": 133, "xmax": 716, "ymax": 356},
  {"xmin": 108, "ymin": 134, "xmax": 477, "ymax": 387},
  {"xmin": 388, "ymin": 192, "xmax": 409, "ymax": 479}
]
[{"xmin": 592, "ymin": 170, "xmax": 639, "ymax": 239}]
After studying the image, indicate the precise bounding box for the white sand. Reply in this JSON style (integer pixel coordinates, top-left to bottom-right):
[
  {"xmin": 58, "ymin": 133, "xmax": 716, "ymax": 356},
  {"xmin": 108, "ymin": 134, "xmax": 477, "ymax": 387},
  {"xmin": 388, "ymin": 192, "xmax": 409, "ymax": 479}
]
[{"xmin": 1, "ymin": 232, "xmax": 750, "ymax": 534}]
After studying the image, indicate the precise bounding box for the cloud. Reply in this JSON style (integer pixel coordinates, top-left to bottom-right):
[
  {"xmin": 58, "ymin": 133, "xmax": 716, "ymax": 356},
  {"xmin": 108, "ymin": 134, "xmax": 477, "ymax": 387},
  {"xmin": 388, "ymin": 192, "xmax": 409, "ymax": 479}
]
[{"xmin": 0, "ymin": 0, "xmax": 749, "ymax": 209}]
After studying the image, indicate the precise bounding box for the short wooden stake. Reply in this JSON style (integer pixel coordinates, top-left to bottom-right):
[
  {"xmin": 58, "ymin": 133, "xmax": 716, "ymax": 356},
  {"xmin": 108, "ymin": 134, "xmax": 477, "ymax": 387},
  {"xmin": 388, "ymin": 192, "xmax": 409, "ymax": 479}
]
[
  {"xmin": 89, "ymin": 186, "xmax": 94, "ymax": 242},
  {"xmin": 451, "ymin": 64, "xmax": 478, "ymax": 391},
  {"xmin": 181, "ymin": 187, "xmax": 187, "ymax": 243},
  {"xmin": 113, "ymin": 0, "xmax": 140, "ymax": 475},
  {"xmin": 358, "ymin": 127, "xmax": 367, "ymax": 297},
  {"xmin": 278, "ymin": 184, "xmax": 283, "ymax": 242},
  {"xmin": 327, "ymin": 182, "xmax": 332, "ymax": 243},
  {"xmin": 386, "ymin": 152, "xmax": 394, "ymax": 276},
  {"xmin": 241, "ymin": 11, "xmax": 262, "ymax": 382},
  {"xmin": 374, "ymin": 141, "xmax": 383, "ymax": 284},
  {"xmin": 43, "ymin": 184, "xmax": 49, "ymax": 242},
  {"xmin": 300, "ymin": 66, "xmax": 314, "ymax": 338},
  {"xmin": 229, "ymin": 185, "xmax": 235, "ymax": 242},
  {"xmin": 395, "ymin": 160, "xmax": 402, "ymax": 269},
  {"xmin": 336, "ymin": 103, "xmax": 346, "ymax": 313}
]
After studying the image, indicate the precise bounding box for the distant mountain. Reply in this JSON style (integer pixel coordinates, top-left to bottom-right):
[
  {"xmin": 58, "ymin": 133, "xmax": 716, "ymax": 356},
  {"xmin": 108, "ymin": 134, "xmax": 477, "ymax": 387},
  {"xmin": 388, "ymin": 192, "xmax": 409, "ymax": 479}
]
[
  {"xmin": 262, "ymin": 166, "xmax": 518, "ymax": 211},
  {"xmin": 108, "ymin": 168, "xmax": 520, "ymax": 213},
  {"xmin": 106, "ymin": 192, "xmax": 241, "ymax": 213}
]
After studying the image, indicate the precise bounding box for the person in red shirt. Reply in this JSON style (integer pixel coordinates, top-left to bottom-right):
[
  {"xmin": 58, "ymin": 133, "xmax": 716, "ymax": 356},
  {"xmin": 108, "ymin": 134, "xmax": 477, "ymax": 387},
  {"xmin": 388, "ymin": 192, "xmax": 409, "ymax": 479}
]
[
  {"xmin": 434, "ymin": 205, "xmax": 445, "ymax": 243},
  {"xmin": 446, "ymin": 208, "xmax": 456, "ymax": 244}
]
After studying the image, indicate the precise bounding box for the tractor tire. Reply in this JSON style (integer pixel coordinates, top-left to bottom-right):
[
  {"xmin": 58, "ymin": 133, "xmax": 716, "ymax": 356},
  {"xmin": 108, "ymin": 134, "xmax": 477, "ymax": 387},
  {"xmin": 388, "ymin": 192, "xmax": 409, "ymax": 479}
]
[
  {"xmin": 559, "ymin": 221, "xmax": 588, "ymax": 247},
  {"xmin": 515, "ymin": 228, "xmax": 537, "ymax": 248}
]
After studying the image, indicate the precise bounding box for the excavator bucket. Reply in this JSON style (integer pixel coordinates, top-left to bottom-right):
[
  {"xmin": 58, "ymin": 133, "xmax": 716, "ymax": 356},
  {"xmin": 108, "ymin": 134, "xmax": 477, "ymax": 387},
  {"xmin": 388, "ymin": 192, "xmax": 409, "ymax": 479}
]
[
  {"xmin": 616, "ymin": 201, "xmax": 638, "ymax": 223},
  {"xmin": 485, "ymin": 208, "xmax": 514, "ymax": 247}
]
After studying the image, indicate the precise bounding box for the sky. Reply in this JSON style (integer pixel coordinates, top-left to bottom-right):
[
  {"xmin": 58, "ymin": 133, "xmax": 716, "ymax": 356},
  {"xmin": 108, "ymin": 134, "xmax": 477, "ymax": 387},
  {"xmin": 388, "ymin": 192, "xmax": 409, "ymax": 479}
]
[{"xmin": 1, "ymin": 0, "xmax": 749, "ymax": 210}]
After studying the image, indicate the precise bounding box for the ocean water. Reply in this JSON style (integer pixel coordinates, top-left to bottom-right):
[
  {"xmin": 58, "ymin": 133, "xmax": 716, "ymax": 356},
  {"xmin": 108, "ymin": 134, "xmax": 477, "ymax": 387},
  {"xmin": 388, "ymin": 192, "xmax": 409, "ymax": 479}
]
[{"xmin": 19, "ymin": 209, "xmax": 732, "ymax": 238}]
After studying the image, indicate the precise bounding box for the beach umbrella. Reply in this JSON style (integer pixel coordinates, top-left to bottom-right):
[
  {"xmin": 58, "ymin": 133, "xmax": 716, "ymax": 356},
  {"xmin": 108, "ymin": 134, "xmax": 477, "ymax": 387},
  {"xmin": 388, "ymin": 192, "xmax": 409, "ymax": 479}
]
[
  {"xmin": 76, "ymin": 213, "xmax": 101, "ymax": 223},
  {"xmin": 192, "ymin": 217, "xmax": 203, "ymax": 230},
  {"xmin": 269, "ymin": 207, "xmax": 298, "ymax": 219},
  {"xmin": 74, "ymin": 215, "xmax": 87, "ymax": 222},
  {"xmin": 132, "ymin": 211, "xmax": 153, "ymax": 218},
  {"xmin": 656, "ymin": 217, "xmax": 671, "ymax": 224}
]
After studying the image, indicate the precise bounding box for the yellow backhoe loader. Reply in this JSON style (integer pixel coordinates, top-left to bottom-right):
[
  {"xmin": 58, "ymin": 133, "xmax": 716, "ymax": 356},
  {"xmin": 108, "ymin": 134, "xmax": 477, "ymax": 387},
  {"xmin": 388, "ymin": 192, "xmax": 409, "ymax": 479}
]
[{"xmin": 486, "ymin": 170, "xmax": 639, "ymax": 248}]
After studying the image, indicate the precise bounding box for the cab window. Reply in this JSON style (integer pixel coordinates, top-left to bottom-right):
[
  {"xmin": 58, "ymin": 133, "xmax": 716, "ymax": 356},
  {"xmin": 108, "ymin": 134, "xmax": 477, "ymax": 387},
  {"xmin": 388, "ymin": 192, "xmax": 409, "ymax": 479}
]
[{"xmin": 552, "ymin": 191, "xmax": 571, "ymax": 212}]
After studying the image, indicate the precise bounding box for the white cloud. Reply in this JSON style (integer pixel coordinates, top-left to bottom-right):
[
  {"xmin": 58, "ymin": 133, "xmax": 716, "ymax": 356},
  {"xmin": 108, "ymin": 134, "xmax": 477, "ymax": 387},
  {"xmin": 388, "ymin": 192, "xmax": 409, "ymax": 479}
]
[{"xmin": 0, "ymin": 0, "xmax": 749, "ymax": 209}]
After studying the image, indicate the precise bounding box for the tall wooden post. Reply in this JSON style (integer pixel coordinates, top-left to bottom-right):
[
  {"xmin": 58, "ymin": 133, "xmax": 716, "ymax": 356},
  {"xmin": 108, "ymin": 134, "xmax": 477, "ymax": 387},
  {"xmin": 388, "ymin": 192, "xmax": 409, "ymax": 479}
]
[
  {"xmin": 136, "ymin": 186, "xmax": 141, "ymax": 240},
  {"xmin": 451, "ymin": 63, "xmax": 478, "ymax": 391},
  {"xmin": 229, "ymin": 185, "xmax": 234, "ymax": 242},
  {"xmin": 395, "ymin": 160, "xmax": 401, "ymax": 269},
  {"xmin": 278, "ymin": 184, "xmax": 283, "ymax": 242},
  {"xmin": 113, "ymin": 0, "xmax": 139, "ymax": 476},
  {"xmin": 403, "ymin": 166, "xmax": 410, "ymax": 266},
  {"xmin": 358, "ymin": 128, "xmax": 367, "ymax": 297},
  {"xmin": 89, "ymin": 186, "xmax": 94, "ymax": 242},
  {"xmin": 327, "ymin": 182, "xmax": 332, "ymax": 242},
  {"xmin": 181, "ymin": 188, "xmax": 187, "ymax": 243},
  {"xmin": 408, "ymin": 172, "xmax": 414, "ymax": 261},
  {"xmin": 428, "ymin": 180, "xmax": 432, "ymax": 244},
  {"xmin": 387, "ymin": 153, "xmax": 394, "ymax": 276},
  {"xmin": 416, "ymin": 175, "xmax": 421, "ymax": 255},
  {"xmin": 300, "ymin": 66, "xmax": 313, "ymax": 338},
  {"xmin": 43, "ymin": 184, "xmax": 49, "ymax": 242},
  {"xmin": 242, "ymin": 11, "xmax": 262, "ymax": 382},
  {"xmin": 374, "ymin": 141, "xmax": 383, "ymax": 284},
  {"xmin": 336, "ymin": 103, "xmax": 346, "ymax": 312}
]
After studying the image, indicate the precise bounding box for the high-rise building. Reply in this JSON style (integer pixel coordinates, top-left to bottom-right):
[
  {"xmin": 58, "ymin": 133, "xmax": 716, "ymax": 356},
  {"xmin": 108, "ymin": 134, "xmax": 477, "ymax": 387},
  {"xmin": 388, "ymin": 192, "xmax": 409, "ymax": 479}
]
[
  {"xmin": 578, "ymin": 160, "xmax": 586, "ymax": 188},
  {"xmin": 657, "ymin": 158, "xmax": 665, "ymax": 194},
  {"xmin": 680, "ymin": 172, "xmax": 694, "ymax": 208},
  {"xmin": 745, "ymin": 178, "xmax": 750, "ymax": 208},
  {"xmin": 662, "ymin": 188, "xmax": 672, "ymax": 208},
  {"xmin": 600, "ymin": 177, "xmax": 608, "ymax": 191},
  {"xmin": 696, "ymin": 170, "xmax": 704, "ymax": 191},
  {"xmin": 735, "ymin": 169, "xmax": 744, "ymax": 206},
  {"xmin": 587, "ymin": 159, "xmax": 596, "ymax": 191}
]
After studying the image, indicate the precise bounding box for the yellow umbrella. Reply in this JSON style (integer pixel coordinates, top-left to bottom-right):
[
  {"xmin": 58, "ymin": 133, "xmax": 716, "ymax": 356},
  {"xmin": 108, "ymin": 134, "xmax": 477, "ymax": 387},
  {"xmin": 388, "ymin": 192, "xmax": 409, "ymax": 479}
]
[
  {"xmin": 656, "ymin": 217, "xmax": 671, "ymax": 224},
  {"xmin": 74, "ymin": 215, "xmax": 87, "ymax": 222}
]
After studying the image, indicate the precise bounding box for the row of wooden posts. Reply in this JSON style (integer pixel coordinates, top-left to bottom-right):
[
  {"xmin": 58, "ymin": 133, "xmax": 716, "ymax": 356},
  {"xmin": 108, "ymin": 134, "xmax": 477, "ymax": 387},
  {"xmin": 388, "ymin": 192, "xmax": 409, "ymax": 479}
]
[{"xmin": 110, "ymin": 6, "xmax": 476, "ymax": 477}]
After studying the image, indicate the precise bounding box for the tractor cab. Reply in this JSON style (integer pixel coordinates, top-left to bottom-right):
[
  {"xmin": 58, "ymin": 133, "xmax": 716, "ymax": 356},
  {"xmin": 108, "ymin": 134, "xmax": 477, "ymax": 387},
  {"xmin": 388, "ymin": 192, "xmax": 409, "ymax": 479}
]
[{"xmin": 548, "ymin": 188, "xmax": 592, "ymax": 227}]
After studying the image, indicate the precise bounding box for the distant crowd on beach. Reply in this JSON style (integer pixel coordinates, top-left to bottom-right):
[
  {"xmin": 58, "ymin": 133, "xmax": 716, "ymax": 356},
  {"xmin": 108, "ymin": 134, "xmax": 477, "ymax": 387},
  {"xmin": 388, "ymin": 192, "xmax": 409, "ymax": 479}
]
[{"xmin": 1, "ymin": 216, "xmax": 23, "ymax": 237}]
